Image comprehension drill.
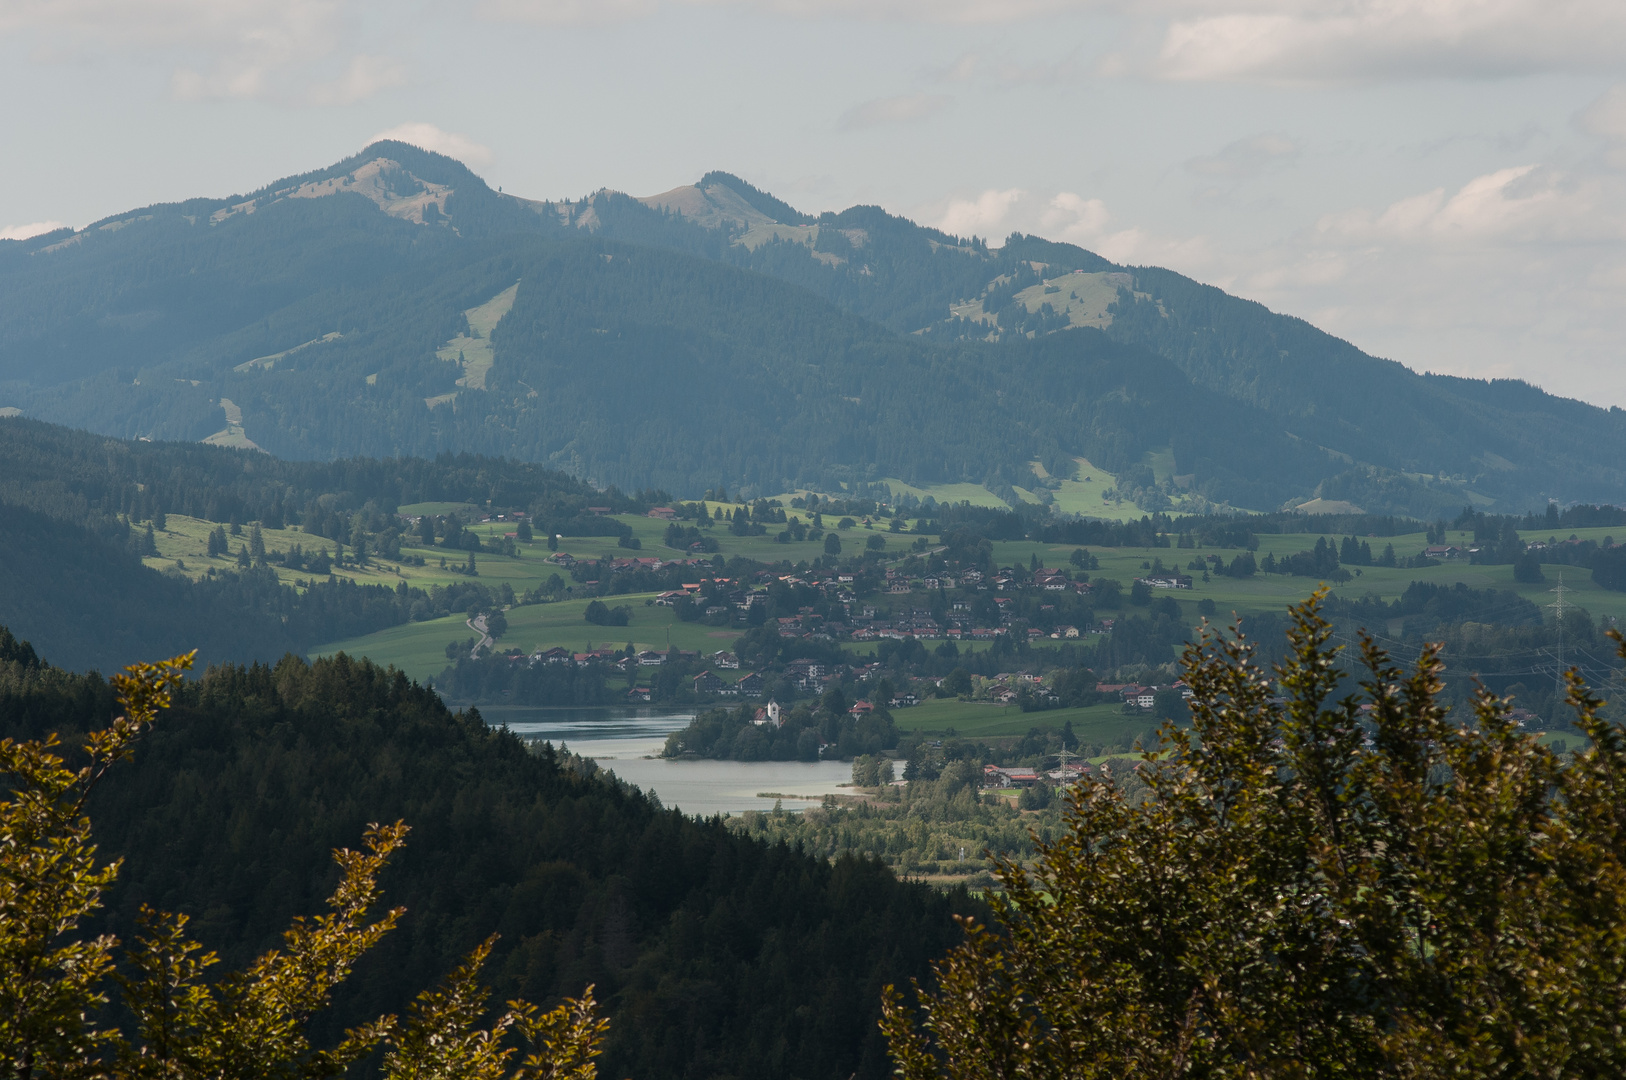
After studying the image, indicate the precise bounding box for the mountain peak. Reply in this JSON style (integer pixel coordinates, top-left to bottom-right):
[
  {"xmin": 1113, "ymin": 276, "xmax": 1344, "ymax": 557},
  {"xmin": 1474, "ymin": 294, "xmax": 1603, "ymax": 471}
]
[
  {"xmin": 213, "ymin": 153, "xmax": 455, "ymax": 228},
  {"xmin": 637, "ymin": 171, "xmax": 814, "ymax": 230},
  {"xmin": 198, "ymin": 139, "xmax": 504, "ymax": 229}
]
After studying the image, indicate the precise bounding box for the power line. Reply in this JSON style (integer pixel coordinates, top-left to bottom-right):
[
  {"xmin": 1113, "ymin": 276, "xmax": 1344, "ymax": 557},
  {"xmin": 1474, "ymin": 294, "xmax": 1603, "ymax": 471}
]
[{"xmin": 1549, "ymin": 571, "xmax": 1569, "ymax": 693}]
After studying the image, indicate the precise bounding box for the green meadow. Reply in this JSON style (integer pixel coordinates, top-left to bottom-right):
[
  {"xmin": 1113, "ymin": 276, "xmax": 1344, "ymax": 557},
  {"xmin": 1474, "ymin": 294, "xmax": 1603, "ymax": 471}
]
[
  {"xmin": 983, "ymin": 527, "xmax": 1626, "ymax": 625},
  {"xmin": 312, "ymin": 591, "xmax": 743, "ymax": 683}
]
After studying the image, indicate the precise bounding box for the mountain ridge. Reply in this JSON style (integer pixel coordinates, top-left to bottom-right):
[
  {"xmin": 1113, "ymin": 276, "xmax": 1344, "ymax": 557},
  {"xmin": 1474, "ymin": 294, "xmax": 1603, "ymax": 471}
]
[{"xmin": 4, "ymin": 141, "xmax": 1624, "ymax": 517}]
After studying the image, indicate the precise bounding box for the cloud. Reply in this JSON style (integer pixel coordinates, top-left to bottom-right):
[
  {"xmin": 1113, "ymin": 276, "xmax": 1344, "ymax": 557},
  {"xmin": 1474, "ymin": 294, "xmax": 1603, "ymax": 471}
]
[
  {"xmin": 478, "ymin": 0, "xmax": 1089, "ymax": 26},
  {"xmin": 928, "ymin": 46, "xmax": 1086, "ymax": 87},
  {"xmin": 2, "ymin": 0, "xmax": 401, "ymax": 104},
  {"xmin": 476, "ymin": 0, "xmax": 659, "ymax": 25},
  {"xmin": 931, "ymin": 188, "xmax": 1027, "ymax": 238},
  {"xmin": 925, "ymin": 187, "xmax": 1209, "ymax": 266},
  {"xmin": 468, "ymin": 0, "xmax": 1626, "ymax": 84},
  {"xmin": 838, "ymin": 93, "xmax": 951, "ymax": 129},
  {"xmin": 68, "ymin": 0, "xmax": 1565, "ymax": 90},
  {"xmin": 1314, "ymin": 164, "xmax": 1612, "ymax": 245},
  {"xmin": 367, "ymin": 123, "xmax": 495, "ymax": 167},
  {"xmin": 936, "ymin": 52, "xmax": 982, "ymax": 81},
  {"xmin": 0, "ymin": 221, "xmax": 67, "ymax": 241},
  {"xmin": 1576, "ymin": 84, "xmax": 1626, "ymax": 168},
  {"xmin": 1153, "ymin": 1, "xmax": 1626, "ymax": 83},
  {"xmin": 307, "ymin": 55, "xmax": 408, "ymax": 106},
  {"xmin": 767, "ymin": 0, "xmax": 1084, "ymax": 21},
  {"xmin": 1578, "ymin": 83, "xmax": 1626, "ymax": 141},
  {"xmin": 1041, "ymin": 192, "xmax": 1111, "ymax": 238},
  {"xmin": 1185, "ymin": 133, "xmax": 1300, "ymax": 178},
  {"xmin": 1191, "ymin": 160, "xmax": 1626, "ymax": 405},
  {"xmin": 914, "ymin": 163, "xmax": 1626, "ymax": 406}
]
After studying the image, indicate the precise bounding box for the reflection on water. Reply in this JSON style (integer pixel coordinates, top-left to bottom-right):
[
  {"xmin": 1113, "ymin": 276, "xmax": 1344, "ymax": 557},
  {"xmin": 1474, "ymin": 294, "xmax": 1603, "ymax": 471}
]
[{"xmin": 478, "ymin": 706, "xmax": 852, "ymax": 817}]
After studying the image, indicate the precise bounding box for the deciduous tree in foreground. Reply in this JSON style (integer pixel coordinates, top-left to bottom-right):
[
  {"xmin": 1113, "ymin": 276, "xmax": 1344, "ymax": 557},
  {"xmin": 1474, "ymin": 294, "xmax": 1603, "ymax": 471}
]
[
  {"xmin": 1, "ymin": 652, "xmax": 607, "ymax": 1080},
  {"xmin": 883, "ymin": 592, "xmax": 1626, "ymax": 1079}
]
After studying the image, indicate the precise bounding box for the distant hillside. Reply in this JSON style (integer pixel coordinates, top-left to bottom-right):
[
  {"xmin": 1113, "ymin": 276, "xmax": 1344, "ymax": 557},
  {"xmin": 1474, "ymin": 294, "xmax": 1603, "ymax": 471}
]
[
  {"xmin": 4, "ymin": 142, "xmax": 1625, "ymax": 515},
  {"xmin": 0, "ymin": 418, "xmax": 633, "ymax": 671}
]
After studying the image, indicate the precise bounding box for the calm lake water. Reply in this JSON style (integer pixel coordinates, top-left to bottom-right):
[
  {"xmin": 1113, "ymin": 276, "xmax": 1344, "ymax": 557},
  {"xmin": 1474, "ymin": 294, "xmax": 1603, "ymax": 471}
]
[{"xmin": 477, "ymin": 705, "xmax": 852, "ymax": 817}]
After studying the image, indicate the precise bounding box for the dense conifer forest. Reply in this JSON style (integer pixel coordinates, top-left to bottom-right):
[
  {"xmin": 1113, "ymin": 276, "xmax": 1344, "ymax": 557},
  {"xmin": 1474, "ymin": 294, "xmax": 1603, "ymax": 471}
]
[{"xmin": 0, "ymin": 632, "xmax": 975, "ymax": 1080}]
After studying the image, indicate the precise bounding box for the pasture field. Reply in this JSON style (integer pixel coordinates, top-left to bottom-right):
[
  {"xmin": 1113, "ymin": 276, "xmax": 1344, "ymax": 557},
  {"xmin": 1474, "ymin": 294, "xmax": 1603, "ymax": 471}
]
[
  {"xmin": 533, "ymin": 511, "xmax": 890, "ymax": 566},
  {"xmin": 143, "ymin": 516, "xmax": 414, "ymax": 590},
  {"xmin": 435, "ymin": 281, "xmax": 520, "ymax": 391},
  {"xmin": 1010, "ymin": 270, "xmax": 1124, "ymax": 330},
  {"xmin": 144, "ymin": 515, "xmax": 580, "ymax": 595},
  {"xmin": 312, "ymin": 591, "xmax": 742, "ymax": 682},
  {"xmin": 396, "ymin": 501, "xmax": 481, "ymax": 517},
  {"xmin": 1033, "ymin": 457, "xmax": 1142, "ymax": 520},
  {"xmin": 987, "ymin": 528, "xmax": 1626, "ymax": 625},
  {"xmin": 877, "ymin": 478, "xmax": 1013, "ymax": 509},
  {"xmin": 877, "ymin": 465, "xmax": 1201, "ymax": 524}
]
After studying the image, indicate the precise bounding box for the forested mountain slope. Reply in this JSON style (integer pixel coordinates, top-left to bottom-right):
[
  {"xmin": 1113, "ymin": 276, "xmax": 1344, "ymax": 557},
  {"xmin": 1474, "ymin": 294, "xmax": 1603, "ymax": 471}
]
[
  {"xmin": 0, "ymin": 418, "xmax": 652, "ymax": 671},
  {"xmin": 0, "ymin": 636, "xmax": 972, "ymax": 1080},
  {"xmin": 4, "ymin": 141, "xmax": 1624, "ymax": 514}
]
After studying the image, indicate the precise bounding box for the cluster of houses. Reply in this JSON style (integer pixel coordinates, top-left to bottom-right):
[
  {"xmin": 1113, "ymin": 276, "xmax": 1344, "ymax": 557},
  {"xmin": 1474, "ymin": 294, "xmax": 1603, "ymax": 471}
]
[
  {"xmin": 1424, "ymin": 536, "xmax": 1610, "ymax": 562},
  {"xmin": 1096, "ymin": 681, "xmax": 1193, "ymax": 710},
  {"xmin": 1138, "ymin": 572, "xmax": 1193, "ymax": 589},
  {"xmin": 746, "ymin": 696, "xmax": 897, "ymax": 728},
  {"xmin": 535, "ymin": 552, "xmax": 1136, "ymax": 646},
  {"xmin": 546, "ymin": 552, "xmax": 714, "ymax": 573},
  {"xmin": 885, "ymin": 566, "xmax": 1094, "ymax": 595},
  {"xmin": 797, "ymin": 593, "xmax": 1109, "ymax": 646},
  {"xmin": 528, "ymin": 644, "xmax": 726, "ymax": 669},
  {"xmin": 981, "ymin": 761, "xmax": 1093, "ymax": 788}
]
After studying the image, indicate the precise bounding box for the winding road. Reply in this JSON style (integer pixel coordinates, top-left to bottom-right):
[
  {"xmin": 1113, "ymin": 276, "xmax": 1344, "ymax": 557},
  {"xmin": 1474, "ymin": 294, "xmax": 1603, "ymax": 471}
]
[{"xmin": 466, "ymin": 613, "xmax": 492, "ymax": 658}]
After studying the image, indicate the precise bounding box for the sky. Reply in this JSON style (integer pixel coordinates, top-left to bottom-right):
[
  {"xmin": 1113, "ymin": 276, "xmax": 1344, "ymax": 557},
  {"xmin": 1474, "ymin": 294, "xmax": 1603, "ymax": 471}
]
[{"xmin": 4, "ymin": 0, "xmax": 1626, "ymax": 408}]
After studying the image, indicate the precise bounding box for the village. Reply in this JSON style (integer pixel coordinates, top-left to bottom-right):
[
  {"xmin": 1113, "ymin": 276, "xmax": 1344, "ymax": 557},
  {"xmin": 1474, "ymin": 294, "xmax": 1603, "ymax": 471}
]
[{"xmin": 489, "ymin": 542, "xmax": 1200, "ymax": 718}]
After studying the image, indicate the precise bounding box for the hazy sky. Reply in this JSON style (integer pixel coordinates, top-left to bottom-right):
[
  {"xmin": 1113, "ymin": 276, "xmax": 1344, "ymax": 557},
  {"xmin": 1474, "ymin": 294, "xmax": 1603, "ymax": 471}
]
[{"xmin": 5, "ymin": 1, "xmax": 1626, "ymax": 407}]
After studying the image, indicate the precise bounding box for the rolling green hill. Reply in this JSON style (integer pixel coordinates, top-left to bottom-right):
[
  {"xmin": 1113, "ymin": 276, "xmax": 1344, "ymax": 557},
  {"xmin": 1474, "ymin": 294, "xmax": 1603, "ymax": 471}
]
[{"xmin": 4, "ymin": 142, "xmax": 1626, "ymax": 515}]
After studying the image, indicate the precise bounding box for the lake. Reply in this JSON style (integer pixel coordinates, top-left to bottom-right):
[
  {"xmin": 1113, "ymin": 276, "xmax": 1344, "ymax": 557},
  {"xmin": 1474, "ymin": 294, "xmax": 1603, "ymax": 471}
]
[{"xmin": 477, "ymin": 705, "xmax": 853, "ymax": 817}]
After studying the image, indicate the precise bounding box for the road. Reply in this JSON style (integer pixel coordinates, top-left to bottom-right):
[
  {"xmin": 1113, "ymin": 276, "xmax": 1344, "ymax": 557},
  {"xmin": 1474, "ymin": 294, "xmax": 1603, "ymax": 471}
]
[{"xmin": 466, "ymin": 613, "xmax": 492, "ymax": 658}]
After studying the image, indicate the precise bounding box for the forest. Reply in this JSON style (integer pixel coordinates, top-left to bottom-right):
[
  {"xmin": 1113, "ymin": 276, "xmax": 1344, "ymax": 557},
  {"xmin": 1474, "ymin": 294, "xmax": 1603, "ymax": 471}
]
[{"xmin": 0, "ymin": 631, "xmax": 976, "ymax": 1080}]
